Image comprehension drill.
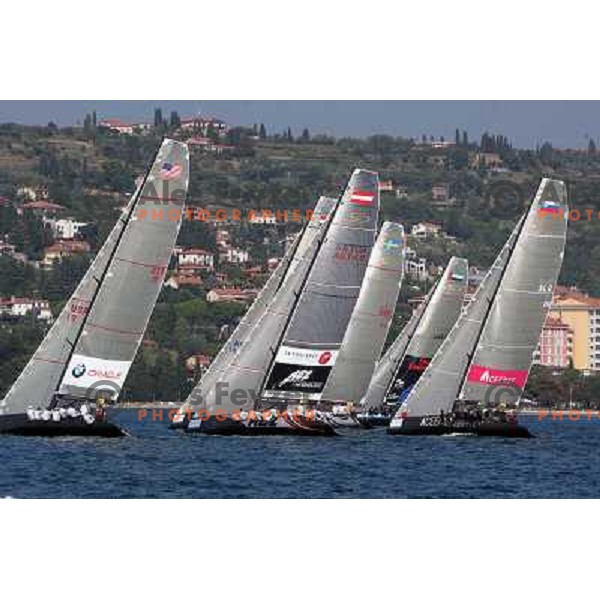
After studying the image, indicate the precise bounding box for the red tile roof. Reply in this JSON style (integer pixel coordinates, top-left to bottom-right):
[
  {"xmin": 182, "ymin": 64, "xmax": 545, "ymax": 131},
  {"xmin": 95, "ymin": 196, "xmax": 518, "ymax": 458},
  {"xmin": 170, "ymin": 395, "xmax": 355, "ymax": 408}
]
[{"xmin": 23, "ymin": 200, "xmax": 64, "ymax": 211}]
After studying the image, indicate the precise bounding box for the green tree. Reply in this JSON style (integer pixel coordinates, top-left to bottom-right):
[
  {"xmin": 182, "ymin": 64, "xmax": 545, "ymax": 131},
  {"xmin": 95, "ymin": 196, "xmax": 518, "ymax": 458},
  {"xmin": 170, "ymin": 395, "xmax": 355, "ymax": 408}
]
[
  {"xmin": 169, "ymin": 111, "xmax": 181, "ymax": 129},
  {"xmin": 588, "ymin": 138, "xmax": 596, "ymax": 155},
  {"xmin": 154, "ymin": 108, "xmax": 163, "ymax": 128}
]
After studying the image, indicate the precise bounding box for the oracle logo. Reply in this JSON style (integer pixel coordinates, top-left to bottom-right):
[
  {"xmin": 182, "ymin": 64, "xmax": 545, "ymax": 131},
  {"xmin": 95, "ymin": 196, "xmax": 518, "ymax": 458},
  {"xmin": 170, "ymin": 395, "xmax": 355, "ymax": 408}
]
[{"xmin": 88, "ymin": 369, "xmax": 122, "ymax": 380}]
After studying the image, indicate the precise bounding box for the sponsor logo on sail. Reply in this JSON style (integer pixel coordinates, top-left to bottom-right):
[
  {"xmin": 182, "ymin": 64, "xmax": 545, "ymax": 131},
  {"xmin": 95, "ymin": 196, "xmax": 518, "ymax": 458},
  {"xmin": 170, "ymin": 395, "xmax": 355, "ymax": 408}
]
[
  {"xmin": 72, "ymin": 363, "xmax": 86, "ymax": 378},
  {"xmin": 275, "ymin": 345, "xmax": 338, "ymax": 367},
  {"xmin": 335, "ymin": 243, "xmax": 368, "ymax": 262},
  {"xmin": 467, "ymin": 364, "xmax": 528, "ymax": 388},
  {"xmin": 278, "ymin": 369, "xmax": 313, "ymax": 388},
  {"xmin": 407, "ymin": 357, "xmax": 431, "ymax": 373},
  {"xmin": 88, "ymin": 368, "xmax": 123, "ymax": 380}
]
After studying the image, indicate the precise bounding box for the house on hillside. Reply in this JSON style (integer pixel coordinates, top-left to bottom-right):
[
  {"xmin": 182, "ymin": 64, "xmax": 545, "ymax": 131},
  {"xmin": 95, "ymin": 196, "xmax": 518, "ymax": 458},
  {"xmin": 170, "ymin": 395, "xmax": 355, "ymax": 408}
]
[
  {"xmin": 219, "ymin": 247, "xmax": 250, "ymax": 265},
  {"xmin": 411, "ymin": 221, "xmax": 442, "ymax": 238},
  {"xmin": 44, "ymin": 217, "xmax": 89, "ymax": 240},
  {"xmin": 206, "ymin": 288, "xmax": 258, "ymax": 303},
  {"xmin": 469, "ymin": 152, "xmax": 503, "ymax": 169},
  {"xmin": 42, "ymin": 240, "xmax": 91, "ymax": 268},
  {"xmin": 176, "ymin": 248, "xmax": 215, "ymax": 272},
  {"xmin": 431, "ymin": 184, "xmax": 449, "ymax": 203},
  {"xmin": 22, "ymin": 200, "xmax": 65, "ymax": 216},
  {"xmin": 0, "ymin": 296, "xmax": 52, "ymax": 321}
]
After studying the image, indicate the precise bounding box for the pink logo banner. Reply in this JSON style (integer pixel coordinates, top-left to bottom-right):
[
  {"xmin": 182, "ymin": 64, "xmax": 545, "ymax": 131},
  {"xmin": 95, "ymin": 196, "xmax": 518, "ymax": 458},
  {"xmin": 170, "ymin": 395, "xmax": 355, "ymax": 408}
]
[{"xmin": 467, "ymin": 364, "xmax": 528, "ymax": 388}]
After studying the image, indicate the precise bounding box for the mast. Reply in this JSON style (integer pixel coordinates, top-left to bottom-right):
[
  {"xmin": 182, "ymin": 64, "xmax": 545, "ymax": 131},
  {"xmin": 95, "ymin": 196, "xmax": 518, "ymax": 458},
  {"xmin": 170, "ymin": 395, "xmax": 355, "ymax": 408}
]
[{"xmin": 50, "ymin": 142, "xmax": 162, "ymax": 406}]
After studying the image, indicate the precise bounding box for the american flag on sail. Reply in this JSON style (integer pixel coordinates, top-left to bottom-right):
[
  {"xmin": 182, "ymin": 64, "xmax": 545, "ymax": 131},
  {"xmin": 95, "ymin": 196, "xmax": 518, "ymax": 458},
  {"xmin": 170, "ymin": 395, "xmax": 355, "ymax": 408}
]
[
  {"xmin": 159, "ymin": 162, "xmax": 183, "ymax": 180},
  {"xmin": 349, "ymin": 189, "xmax": 375, "ymax": 206}
]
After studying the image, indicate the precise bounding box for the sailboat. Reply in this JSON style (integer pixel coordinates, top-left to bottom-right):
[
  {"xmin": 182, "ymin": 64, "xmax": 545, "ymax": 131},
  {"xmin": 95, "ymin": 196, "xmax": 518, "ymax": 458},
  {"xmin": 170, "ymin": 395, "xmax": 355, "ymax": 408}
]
[
  {"xmin": 0, "ymin": 139, "xmax": 189, "ymax": 436},
  {"xmin": 358, "ymin": 256, "xmax": 468, "ymax": 425},
  {"xmin": 184, "ymin": 169, "xmax": 381, "ymax": 435},
  {"xmin": 169, "ymin": 195, "xmax": 337, "ymax": 429},
  {"xmin": 389, "ymin": 178, "xmax": 568, "ymax": 437},
  {"xmin": 317, "ymin": 222, "xmax": 406, "ymax": 427}
]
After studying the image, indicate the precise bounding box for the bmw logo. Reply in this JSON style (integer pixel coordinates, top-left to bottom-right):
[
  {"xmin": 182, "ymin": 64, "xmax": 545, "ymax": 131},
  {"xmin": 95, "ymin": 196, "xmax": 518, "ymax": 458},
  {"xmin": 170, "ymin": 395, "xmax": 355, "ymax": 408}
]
[{"xmin": 72, "ymin": 363, "xmax": 86, "ymax": 378}]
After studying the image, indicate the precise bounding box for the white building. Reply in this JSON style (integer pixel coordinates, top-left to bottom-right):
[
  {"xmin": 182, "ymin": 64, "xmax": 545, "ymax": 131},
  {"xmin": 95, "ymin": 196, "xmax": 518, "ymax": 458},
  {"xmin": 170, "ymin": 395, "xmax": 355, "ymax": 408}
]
[
  {"xmin": 0, "ymin": 297, "xmax": 53, "ymax": 321},
  {"xmin": 45, "ymin": 218, "xmax": 89, "ymax": 240},
  {"xmin": 219, "ymin": 247, "xmax": 250, "ymax": 264},
  {"xmin": 411, "ymin": 222, "xmax": 442, "ymax": 238},
  {"xmin": 405, "ymin": 258, "xmax": 428, "ymax": 281},
  {"xmin": 176, "ymin": 248, "xmax": 215, "ymax": 271},
  {"xmin": 248, "ymin": 212, "xmax": 277, "ymax": 225}
]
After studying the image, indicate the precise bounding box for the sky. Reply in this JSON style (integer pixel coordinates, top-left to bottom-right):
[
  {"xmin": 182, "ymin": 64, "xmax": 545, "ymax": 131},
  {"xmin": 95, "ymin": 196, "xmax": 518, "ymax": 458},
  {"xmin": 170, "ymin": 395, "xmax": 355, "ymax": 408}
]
[{"xmin": 1, "ymin": 100, "xmax": 600, "ymax": 149}]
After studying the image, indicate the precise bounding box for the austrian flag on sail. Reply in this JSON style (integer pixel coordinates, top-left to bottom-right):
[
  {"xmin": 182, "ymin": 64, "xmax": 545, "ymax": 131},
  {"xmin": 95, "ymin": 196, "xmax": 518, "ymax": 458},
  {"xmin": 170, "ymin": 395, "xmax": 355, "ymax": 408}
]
[{"xmin": 350, "ymin": 189, "xmax": 376, "ymax": 206}]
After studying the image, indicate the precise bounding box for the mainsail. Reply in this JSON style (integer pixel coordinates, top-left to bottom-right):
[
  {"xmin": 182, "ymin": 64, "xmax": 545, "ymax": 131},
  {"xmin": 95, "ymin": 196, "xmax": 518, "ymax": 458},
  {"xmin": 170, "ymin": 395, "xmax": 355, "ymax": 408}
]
[
  {"xmin": 319, "ymin": 222, "xmax": 405, "ymax": 405},
  {"xmin": 459, "ymin": 179, "xmax": 567, "ymax": 404},
  {"xmin": 180, "ymin": 196, "xmax": 337, "ymax": 414},
  {"xmin": 361, "ymin": 256, "xmax": 468, "ymax": 411},
  {"xmin": 0, "ymin": 139, "xmax": 189, "ymax": 415},
  {"xmin": 395, "ymin": 178, "xmax": 567, "ymax": 420},
  {"xmin": 262, "ymin": 169, "xmax": 380, "ymax": 402}
]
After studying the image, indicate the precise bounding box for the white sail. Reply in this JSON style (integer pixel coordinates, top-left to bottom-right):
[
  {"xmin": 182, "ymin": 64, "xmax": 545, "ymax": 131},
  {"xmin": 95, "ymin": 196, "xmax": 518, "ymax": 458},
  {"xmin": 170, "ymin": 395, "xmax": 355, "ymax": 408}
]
[
  {"xmin": 261, "ymin": 169, "xmax": 380, "ymax": 402},
  {"xmin": 459, "ymin": 179, "xmax": 568, "ymax": 404},
  {"xmin": 0, "ymin": 142, "xmax": 185, "ymax": 415},
  {"xmin": 319, "ymin": 222, "xmax": 405, "ymax": 405},
  {"xmin": 57, "ymin": 139, "xmax": 189, "ymax": 401}
]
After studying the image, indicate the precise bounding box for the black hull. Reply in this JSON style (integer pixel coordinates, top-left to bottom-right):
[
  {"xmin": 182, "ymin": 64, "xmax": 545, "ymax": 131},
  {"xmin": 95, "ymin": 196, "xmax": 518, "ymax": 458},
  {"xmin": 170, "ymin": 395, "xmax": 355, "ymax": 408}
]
[
  {"xmin": 388, "ymin": 416, "xmax": 532, "ymax": 438},
  {"xmin": 185, "ymin": 415, "xmax": 336, "ymax": 437},
  {"xmin": 0, "ymin": 414, "xmax": 126, "ymax": 438}
]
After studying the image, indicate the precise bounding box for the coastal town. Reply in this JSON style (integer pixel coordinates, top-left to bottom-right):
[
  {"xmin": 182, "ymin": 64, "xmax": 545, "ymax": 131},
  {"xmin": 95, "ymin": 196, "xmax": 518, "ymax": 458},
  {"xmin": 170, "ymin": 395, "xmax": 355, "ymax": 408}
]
[{"xmin": 2, "ymin": 110, "xmax": 600, "ymax": 408}]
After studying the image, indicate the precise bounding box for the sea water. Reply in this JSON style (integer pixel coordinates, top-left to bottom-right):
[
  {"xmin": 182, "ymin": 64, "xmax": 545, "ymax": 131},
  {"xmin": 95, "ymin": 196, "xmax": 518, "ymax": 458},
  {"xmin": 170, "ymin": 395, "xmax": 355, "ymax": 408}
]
[{"xmin": 1, "ymin": 412, "xmax": 599, "ymax": 498}]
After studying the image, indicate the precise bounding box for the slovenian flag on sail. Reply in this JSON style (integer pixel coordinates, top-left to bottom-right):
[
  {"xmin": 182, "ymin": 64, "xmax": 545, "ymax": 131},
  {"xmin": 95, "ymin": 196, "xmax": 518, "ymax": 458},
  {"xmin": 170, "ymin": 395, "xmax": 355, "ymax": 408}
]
[
  {"xmin": 159, "ymin": 162, "xmax": 183, "ymax": 180},
  {"xmin": 538, "ymin": 199, "xmax": 561, "ymax": 215},
  {"xmin": 350, "ymin": 189, "xmax": 375, "ymax": 206}
]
